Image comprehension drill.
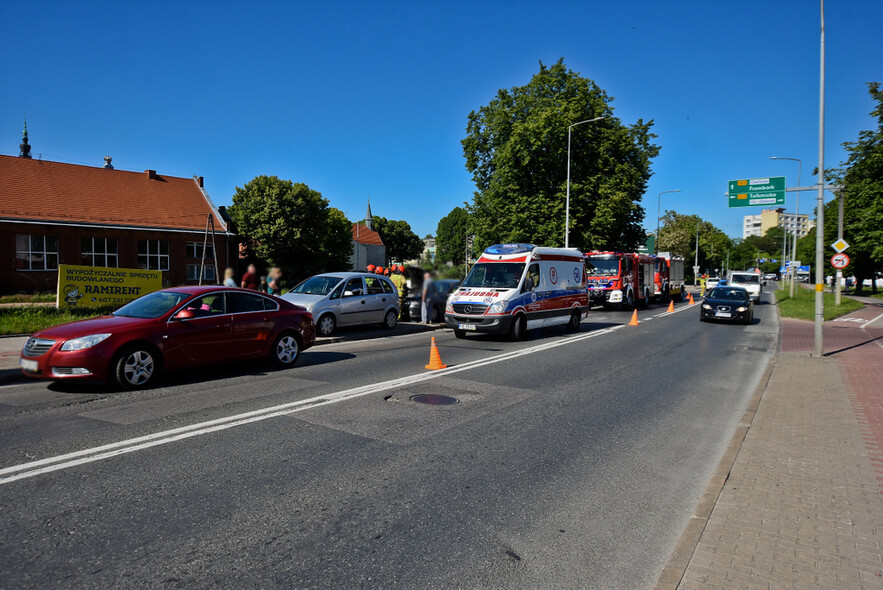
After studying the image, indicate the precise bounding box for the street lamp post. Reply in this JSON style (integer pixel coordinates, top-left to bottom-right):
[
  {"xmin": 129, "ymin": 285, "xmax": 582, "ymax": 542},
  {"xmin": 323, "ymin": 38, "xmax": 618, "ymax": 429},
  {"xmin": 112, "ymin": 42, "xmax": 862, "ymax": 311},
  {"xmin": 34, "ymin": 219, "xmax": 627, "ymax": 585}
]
[
  {"xmin": 565, "ymin": 117, "xmax": 604, "ymax": 248},
  {"xmin": 769, "ymin": 156, "xmax": 802, "ymax": 298},
  {"xmin": 814, "ymin": 0, "xmax": 826, "ymax": 358},
  {"xmin": 655, "ymin": 189, "xmax": 680, "ymax": 254}
]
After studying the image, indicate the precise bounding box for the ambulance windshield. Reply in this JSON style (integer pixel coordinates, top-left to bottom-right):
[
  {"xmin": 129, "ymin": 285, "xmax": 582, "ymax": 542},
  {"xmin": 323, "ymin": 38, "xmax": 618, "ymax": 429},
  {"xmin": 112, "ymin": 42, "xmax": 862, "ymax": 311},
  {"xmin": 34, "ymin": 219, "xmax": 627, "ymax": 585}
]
[
  {"xmin": 461, "ymin": 263, "xmax": 525, "ymax": 289},
  {"xmin": 585, "ymin": 257, "xmax": 620, "ymax": 276}
]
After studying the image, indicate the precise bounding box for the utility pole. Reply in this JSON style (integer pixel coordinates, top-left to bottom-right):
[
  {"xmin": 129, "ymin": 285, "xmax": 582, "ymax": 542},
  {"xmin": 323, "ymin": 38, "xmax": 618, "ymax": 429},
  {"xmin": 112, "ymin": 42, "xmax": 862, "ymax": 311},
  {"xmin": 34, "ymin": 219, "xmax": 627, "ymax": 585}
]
[
  {"xmin": 655, "ymin": 189, "xmax": 680, "ymax": 254},
  {"xmin": 813, "ymin": 0, "xmax": 826, "ymax": 358},
  {"xmin": 693, "ymin": 223, "xmax": 700, "ymax": 286},
  {"xmin": 565, "ymin": 117, "xmax": 604, "ymax": 248},
  {"xmin": 770, "ymin": 157, "xmax": 803, "ymax": 297},
  {"xmin": 835, "ymin": 190, "xmax": 844, "ymax": 305}
]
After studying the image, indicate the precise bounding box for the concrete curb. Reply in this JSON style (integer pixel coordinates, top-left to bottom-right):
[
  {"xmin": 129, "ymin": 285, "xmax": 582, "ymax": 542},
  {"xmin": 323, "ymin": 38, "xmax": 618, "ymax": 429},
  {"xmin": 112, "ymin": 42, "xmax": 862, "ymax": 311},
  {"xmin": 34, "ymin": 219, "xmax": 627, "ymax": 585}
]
[
  {"xmin": 655, "ymin": 355, "xmax": 778, "ymax": 589},
  {"xmin": 312, "ymin": 323, "xmax": 443, "ymax": 346}
]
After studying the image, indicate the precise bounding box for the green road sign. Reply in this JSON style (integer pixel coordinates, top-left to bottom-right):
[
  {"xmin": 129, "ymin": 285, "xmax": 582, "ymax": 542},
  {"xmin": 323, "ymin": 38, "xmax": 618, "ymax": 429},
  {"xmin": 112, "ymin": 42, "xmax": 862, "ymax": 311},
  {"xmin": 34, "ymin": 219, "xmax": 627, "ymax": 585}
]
[{"xmin": 727, "ymin": 176, "xmax": 786, "ymax": 208}]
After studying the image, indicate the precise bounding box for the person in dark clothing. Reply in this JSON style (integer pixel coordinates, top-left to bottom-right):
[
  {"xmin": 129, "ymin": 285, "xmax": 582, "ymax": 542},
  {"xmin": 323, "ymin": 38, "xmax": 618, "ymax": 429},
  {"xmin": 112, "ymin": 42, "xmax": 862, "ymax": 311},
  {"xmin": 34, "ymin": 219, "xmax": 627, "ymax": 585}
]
[{"xmin": 241, "ymin": 264, "xmax": 259, "ymax": 290}]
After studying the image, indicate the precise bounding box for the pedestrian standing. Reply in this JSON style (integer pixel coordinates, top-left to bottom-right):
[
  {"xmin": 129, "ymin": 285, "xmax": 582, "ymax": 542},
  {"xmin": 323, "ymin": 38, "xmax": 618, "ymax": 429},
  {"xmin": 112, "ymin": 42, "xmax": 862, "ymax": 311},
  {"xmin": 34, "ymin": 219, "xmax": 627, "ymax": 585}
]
[
  {"xmin": 268, "ymin": 267, "xmax": 283, "ymax": 295},
  {"xmin": 421, "ymin": 271, "xmax": 435, "ymax": 324},
  {"xmin": 390, "ymin": 265, "xmax": 406, "ymax": 316},
  {"xmin": 223, "ymin": 267, "xmax": 237, "ymax": 287},
  {"xmin": 241, "ymin": 264, "xmax": 259, "ymax": 290}
]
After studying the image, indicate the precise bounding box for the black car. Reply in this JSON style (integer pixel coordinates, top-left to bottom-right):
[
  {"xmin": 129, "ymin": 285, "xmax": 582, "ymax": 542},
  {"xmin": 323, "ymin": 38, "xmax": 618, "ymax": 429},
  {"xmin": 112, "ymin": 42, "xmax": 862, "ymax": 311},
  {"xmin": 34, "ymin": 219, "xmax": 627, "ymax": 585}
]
[
  {"xmin": 700, "ymin": 286, "xmax": 754, "ymax": 324},
  {"xmin": 405, "ymin": 279, "xmax": 460, "ymax": 323}
]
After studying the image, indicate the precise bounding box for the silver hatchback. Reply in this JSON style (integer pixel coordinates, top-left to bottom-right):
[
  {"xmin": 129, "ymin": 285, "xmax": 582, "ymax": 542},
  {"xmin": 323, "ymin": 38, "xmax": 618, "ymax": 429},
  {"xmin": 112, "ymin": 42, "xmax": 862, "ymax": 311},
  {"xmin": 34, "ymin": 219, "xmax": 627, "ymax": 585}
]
[{"xmin": 282, "ymin": 272, "xmax": 400, "ymax": 337}]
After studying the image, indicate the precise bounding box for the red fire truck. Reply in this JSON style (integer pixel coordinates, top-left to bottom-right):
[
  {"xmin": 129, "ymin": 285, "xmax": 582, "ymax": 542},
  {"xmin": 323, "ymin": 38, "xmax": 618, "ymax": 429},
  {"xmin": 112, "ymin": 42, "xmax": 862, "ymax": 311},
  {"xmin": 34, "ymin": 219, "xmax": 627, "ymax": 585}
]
[
  {"xmin": 653, "ymin": 252, "xmax": 687, "ymax": 303},
  {"xmin": 584, "ymin": 252, "xmax": 655, "ymax": 309}
]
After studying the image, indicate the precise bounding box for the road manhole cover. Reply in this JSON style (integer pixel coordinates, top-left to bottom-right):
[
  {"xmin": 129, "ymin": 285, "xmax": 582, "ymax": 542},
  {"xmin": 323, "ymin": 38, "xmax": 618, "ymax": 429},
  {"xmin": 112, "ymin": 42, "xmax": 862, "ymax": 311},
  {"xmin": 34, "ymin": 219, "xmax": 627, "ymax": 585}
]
[{"xmin": 410, "ymin": 394, "xmax": 459, "ymax": 405}]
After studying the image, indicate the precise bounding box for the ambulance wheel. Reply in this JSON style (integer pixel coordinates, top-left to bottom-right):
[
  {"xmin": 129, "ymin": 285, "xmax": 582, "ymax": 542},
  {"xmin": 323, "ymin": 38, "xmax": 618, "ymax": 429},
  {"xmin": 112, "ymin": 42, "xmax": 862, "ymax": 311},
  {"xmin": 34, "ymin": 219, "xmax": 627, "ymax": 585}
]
[
  {"xmin": 566, "ymin": 309, "xmax": 581, "ymax": 332},
  {"xmin": 509, "ymin": 315, "xmax": 527, "ymax": 340},
  {"xmin": 454, "ymin": 328, "xmax": 466, "ymax": 339}
]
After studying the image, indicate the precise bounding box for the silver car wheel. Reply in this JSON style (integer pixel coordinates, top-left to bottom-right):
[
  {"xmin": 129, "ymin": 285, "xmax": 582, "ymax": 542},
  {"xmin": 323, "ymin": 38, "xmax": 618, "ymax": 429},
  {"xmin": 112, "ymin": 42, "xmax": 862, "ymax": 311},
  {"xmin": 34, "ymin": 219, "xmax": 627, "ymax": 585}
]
[
  {"xmin": 276, "ymin": 335, "xmax": 299, "ymax": 365},
  {"xmin": 318, "ymin": 315, "xmax": 335, "ymax": 336},
  {"xmin": 123, "ymin": 350, "xmax": 154, "ymax": 386}
]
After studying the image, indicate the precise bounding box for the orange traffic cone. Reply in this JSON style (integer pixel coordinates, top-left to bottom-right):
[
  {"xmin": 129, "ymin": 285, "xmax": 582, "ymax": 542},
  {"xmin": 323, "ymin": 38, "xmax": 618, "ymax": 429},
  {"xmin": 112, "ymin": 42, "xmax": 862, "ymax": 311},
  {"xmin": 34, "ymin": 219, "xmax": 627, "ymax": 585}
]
[
  {"xmin": 667, "ymin": 300, "xmax": 675, "ymax": 312},
  {"xmin": 425, "ymin": 337, "xmax": 447, "ymax": 370},
  {"xmin": 688, "ymin": 293, "xmax": 695, "ymax": 304},
  {"xmin": 628, "ymin": 309, "xmax": 639, "ymax": 326}
]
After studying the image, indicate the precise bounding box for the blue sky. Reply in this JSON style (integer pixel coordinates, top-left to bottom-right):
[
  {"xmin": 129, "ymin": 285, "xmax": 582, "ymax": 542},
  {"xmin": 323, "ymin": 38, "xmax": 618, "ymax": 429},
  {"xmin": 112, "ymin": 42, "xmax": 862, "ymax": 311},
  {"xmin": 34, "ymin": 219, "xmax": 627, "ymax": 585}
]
[{"xmin": 2, "ymin": 1, "xmax": 881, "ymax": 240}]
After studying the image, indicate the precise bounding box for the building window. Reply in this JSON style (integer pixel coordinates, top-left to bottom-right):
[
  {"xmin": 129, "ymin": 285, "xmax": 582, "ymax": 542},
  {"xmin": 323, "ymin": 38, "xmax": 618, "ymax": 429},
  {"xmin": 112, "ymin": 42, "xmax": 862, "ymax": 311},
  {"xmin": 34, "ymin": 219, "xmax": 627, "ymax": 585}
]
[
  {"xmin": 81, "ymin": 237, "xmax": 119, "ymax": 268},
  {"xmin": 186, "ymin": 242, "xmax": 214, "ymax": 259},
  {"xmin": 186, "ymin": 264, "xmax": 215, "ymax": 282},
  {"xmin": 15, "ymin": 234, "xmax": 58, "ymax": 271},
  {"xmin": 138, "ymin": 240, "xmax": 170, "ymax": 271}
]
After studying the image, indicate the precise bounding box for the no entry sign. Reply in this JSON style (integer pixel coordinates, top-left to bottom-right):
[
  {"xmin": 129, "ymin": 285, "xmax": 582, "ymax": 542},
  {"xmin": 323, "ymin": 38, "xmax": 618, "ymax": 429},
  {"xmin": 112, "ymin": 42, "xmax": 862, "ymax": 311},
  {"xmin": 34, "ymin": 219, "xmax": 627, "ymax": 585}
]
[{"xmin": 830, "ymin": 253, "xmax": 850, "ymax": 269}]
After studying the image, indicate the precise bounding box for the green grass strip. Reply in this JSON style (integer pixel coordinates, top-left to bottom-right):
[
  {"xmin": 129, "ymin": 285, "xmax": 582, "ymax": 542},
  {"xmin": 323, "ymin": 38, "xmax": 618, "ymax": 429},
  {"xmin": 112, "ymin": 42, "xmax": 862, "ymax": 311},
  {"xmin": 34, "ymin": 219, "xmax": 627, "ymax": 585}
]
[
  {"xmin": 774, "ymin": 285, "xmax": 863, "ymax": 321},
  {"xmin": 0, "ymin": 306, "xmax": 114, "ymax": 336}
]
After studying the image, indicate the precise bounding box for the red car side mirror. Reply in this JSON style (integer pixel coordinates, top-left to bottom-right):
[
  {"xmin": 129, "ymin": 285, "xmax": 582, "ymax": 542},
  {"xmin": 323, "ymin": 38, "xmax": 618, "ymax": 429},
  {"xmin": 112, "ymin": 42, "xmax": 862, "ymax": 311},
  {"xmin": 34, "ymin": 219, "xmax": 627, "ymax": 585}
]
[{"xmin": 174, "ymin": 309, "xmax": 196, "ymax": 320}]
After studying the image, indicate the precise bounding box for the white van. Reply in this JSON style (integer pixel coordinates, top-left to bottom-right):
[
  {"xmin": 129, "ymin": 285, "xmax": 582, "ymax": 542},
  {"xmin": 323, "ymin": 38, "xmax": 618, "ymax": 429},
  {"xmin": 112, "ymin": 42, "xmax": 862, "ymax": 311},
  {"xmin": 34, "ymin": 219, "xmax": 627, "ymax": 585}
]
[
  {"xmin": 444, "ymin": 243, "xmax": 588, "ymax": 339},
  {"xmin": 728, "ymin": 270, "xmax": 765, "ymax": 301}
]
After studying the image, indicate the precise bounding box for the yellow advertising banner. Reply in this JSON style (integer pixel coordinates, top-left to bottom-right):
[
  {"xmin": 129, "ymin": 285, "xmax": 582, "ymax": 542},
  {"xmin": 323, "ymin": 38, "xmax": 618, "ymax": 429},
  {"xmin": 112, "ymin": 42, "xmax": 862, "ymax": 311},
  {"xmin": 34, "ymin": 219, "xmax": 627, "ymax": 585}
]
[{"xmin": 56, "ymin": 264, "xmax": 162, "ymax": 308}]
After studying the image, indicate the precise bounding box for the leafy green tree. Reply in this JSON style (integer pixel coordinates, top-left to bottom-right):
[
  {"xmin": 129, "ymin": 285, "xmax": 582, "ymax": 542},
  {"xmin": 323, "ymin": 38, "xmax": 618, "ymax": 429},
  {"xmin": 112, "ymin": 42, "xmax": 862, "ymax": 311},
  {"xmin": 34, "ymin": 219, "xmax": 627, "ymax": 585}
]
[
  {"xmin": 435, "ymin": 206, "xmax": 470, "ymax": 265},
  {"xmin": 325, "ymin": 207, "xmax": 356, "ymax": 271},
  {"xmin": 228, "ymin": 176, "xmax": 352, "ymax": 283},
  {"xmin": 759, "ymin": 226, "xmax": 787, "ymax": 260},
  {"xmin": 657, "ymin": 211, "xmax": 732, "ymax": 274},
  {"xmin": 462, "ymin": 59, "xmax": 660, "ymax": 252},
  {"xmin": 369, "ymin": 216, "xmax": 424, "ymax": 263},
  {"xmin": 830, "ymin": 82, "xmax": 883, "ymax": 293}
]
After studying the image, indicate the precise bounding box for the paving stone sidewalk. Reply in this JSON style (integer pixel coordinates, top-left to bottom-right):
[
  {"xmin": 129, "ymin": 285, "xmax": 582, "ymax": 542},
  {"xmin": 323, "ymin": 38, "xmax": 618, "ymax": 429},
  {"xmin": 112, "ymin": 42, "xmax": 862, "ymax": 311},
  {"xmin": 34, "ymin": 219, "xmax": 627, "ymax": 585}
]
[{"xmin": 675, "ymin": 308, "xmax": 883, "ymax": 589}]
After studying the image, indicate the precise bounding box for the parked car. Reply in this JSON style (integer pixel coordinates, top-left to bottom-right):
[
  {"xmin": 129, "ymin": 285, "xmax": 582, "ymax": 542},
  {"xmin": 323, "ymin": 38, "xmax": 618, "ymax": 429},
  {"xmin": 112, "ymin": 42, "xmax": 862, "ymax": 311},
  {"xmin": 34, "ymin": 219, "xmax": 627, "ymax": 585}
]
[
  {"xmin": 282, "ymin": 272, "xmax": 400, "ymax": 336},
  {"xmin": 405, "ymin": 279, "xmax": 460, "ymax": 323},
  {"xmin": 19, "ymin": 287, "xmax": 315, "ymax": 389},
  {"xmin": 700, "ymin": 286, "xmax": 754, "ymax": 324}
]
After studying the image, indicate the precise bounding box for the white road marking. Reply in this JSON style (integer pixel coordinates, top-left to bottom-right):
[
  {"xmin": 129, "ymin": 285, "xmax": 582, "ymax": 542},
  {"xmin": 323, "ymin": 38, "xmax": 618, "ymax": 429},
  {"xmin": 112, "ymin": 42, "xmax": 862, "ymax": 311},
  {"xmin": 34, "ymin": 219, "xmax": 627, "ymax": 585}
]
[
  {"xmin": 860, "ymin": 311, "xmax": 883, "ymax": 350},
  {"xmin": 0, "ymin": 304, "xmax": 697, "ymax": 485}
]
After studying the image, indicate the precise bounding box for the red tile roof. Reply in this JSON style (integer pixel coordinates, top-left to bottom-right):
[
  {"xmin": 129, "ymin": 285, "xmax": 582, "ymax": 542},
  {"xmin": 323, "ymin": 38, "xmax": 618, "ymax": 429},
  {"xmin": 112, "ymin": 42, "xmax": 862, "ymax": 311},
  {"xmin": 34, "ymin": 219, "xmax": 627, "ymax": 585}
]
[
  {"xmin": 0, "ymin": 155, "xmax": 227, "ymax": 232},
  {"xmin": 352, "ymin": 222, "xmax": 383, "ymax": 246}
]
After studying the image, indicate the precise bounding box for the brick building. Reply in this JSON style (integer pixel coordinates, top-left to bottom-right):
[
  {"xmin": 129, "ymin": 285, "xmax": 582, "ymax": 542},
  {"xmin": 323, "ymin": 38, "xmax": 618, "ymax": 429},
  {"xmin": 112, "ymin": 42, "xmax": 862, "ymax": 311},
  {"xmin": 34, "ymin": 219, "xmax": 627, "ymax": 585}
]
[{"xmin": 1, "ymin": 135, "xmax": 235, "ymax": 293}]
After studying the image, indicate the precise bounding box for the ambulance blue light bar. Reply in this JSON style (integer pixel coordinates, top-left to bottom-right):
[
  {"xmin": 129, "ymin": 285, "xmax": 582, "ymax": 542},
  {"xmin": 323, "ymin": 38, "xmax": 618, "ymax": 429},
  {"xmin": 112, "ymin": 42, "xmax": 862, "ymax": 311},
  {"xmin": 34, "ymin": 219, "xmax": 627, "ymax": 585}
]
[{"xmin": 484, "ymin": 243, "xmax": 535, "ymax": 255}]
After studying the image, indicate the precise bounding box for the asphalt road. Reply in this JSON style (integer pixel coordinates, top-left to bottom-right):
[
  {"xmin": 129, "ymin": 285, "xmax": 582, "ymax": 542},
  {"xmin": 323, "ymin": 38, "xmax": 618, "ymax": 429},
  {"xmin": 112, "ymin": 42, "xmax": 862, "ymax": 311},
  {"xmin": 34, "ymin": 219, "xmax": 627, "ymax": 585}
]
[{"xmin": 0, "ymin": 288, "xmax": 779, "ymax": 589}]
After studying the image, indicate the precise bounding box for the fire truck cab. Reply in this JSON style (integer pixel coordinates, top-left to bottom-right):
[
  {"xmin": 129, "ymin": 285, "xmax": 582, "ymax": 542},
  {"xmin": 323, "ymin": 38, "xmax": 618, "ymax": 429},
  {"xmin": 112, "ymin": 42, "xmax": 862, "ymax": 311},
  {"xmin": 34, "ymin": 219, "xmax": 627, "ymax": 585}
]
[{"xmin": 585, "ymin": 252, "xmax": 655, "ymax": 310}]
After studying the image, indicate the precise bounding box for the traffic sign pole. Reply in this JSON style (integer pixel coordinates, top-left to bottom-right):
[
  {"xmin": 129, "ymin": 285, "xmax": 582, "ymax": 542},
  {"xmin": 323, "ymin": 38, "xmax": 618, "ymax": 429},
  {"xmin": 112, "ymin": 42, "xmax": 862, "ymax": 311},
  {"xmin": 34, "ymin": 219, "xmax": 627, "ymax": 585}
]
[{"xmin": 836, "ymin": 189, "xmax": 845, "ymax": 306}]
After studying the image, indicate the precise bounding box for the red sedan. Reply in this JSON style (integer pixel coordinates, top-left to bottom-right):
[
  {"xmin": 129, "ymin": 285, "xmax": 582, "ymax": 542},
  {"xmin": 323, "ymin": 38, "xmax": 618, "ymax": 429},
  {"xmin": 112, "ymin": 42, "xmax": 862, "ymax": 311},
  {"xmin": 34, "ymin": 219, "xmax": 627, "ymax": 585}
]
[{"xmin": 19, "ymin": 286, "xmax": 316, "ymax": 389}]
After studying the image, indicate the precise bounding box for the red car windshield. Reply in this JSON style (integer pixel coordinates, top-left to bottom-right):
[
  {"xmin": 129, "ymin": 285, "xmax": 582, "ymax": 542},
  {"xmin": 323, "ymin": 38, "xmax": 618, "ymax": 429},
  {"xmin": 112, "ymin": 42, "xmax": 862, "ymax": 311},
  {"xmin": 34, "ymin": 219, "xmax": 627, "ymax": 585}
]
[{"xmin": 113, "ymin": 291, "xmax": 193, "ymax": 319}]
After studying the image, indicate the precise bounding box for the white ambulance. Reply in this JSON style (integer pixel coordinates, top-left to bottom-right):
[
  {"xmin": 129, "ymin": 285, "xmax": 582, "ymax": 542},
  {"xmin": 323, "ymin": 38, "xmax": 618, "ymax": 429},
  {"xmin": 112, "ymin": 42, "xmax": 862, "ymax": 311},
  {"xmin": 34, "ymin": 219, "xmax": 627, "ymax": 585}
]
[{"xmin": 444, "ymin": 243, "xmax": 589, "ymax": 339}]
